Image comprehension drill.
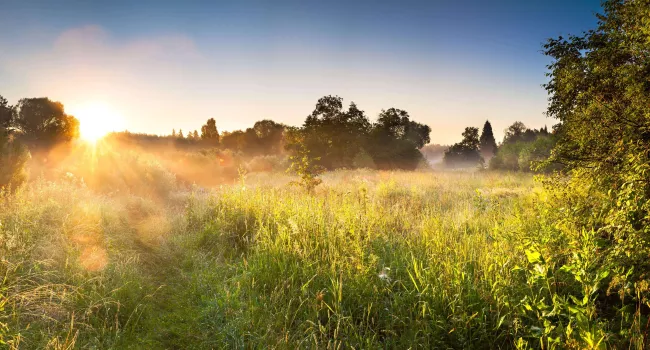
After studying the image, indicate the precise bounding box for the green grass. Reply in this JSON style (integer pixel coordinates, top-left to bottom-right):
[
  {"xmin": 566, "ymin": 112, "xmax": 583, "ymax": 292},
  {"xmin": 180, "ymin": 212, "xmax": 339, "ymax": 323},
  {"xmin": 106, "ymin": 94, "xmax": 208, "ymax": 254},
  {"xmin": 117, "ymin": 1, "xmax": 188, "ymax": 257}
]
[{"xmin": 0, "ymin": 169, "xmax": 587, "ymax": 348}]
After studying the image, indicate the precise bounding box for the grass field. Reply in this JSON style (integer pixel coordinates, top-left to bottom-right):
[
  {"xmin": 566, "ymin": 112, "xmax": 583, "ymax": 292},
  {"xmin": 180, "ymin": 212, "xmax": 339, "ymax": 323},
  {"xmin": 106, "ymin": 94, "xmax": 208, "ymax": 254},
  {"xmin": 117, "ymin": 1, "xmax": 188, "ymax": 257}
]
[{"xmin": 2, "ymin": 169, "xmax": 562, "ymax": 348}]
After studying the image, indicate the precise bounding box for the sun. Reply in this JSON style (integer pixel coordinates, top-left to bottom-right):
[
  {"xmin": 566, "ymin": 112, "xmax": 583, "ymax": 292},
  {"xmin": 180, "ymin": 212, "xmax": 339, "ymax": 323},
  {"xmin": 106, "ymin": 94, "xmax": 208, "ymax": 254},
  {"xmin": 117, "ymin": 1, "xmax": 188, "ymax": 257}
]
[{"xmin": 73, "ymin": 103, "xmax": 124, "ymax": 142}]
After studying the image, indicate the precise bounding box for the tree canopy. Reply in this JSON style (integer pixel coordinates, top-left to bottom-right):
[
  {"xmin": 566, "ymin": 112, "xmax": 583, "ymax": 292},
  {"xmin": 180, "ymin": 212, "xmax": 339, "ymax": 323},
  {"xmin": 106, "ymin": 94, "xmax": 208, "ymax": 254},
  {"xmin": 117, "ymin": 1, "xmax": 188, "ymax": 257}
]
[
  {"xmin": 543, "ymin": 0, "xmax": 650, "ymax": 174},
  {"xmin": 300, "ymin": 96, "xmax": 372, "ymax": 169},
  {"xmin": 368, "ymin": 108, "xmax": 431, "ymax": 169},
  {"xmin": 200, "ymin": 118, "xmax": 219, "ymax": 143},
  {"xmin": 479, "ymin": 120, "xmax": 497, "ymax": 159},
  {"xmin": 443, "ymin": 127, "xmax": 482, "ymax": 168},
  {"xmin": 288, "ymin": 96, "xmax": 430, "ymax": 170},
  {"xmin": 12, "ymin": 97, "xmax": 79, "ymax": 148},
  {"xmin": 0, "ymin": 95, "xmax": 13, "ymax": 129}
]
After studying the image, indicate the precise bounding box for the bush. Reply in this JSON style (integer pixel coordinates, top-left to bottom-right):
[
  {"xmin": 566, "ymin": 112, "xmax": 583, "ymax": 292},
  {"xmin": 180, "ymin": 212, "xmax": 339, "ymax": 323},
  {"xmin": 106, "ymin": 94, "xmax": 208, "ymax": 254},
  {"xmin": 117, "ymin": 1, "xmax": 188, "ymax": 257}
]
[
  {"xmin": 490, "ymin": 135, "xmax": 557, "ymax": 173},
  {"xmin": 0, "ymin": 132, "xmax": 30, "ymax": 191}
]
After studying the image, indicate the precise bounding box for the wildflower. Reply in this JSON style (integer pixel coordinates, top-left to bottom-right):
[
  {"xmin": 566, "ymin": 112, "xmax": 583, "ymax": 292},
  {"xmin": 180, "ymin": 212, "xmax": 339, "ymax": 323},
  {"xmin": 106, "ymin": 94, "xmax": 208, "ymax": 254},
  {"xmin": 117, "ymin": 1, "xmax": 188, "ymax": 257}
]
[{"xmin": 378, "ymin": 267, "xmax": 391, "ymax": 282}]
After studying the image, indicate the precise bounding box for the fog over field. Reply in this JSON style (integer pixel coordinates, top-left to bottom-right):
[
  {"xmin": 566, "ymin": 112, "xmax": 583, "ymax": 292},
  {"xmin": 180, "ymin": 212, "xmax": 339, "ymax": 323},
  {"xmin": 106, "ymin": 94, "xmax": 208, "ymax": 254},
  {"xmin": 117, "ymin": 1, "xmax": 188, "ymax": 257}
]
[{"xmin": 2, "ymin": 0, "xmax": 650, "ymax": 348}]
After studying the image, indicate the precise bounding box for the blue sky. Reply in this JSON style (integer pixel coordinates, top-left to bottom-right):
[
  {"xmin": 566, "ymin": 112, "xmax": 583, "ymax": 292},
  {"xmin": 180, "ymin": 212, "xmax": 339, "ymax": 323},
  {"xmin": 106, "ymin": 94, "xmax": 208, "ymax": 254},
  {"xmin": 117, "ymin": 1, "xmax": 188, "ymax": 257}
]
[{"xmin": 0, "ymin": 0, "xmax": 603, "ymax": 144}]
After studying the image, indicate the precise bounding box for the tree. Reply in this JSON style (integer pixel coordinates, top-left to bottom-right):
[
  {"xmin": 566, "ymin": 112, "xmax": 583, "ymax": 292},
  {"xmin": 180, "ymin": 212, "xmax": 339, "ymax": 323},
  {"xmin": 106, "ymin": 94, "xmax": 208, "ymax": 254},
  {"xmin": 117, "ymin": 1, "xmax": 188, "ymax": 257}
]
[
  {"xmin": 443, "ymin": 127, "xmax": 482, "ymax": 168},
  {"xmin": 543, "ymin": 0, "xmax": 650, "ymax": 173},
  {"xmin": 0, "ymin": 130, "xmax": 31, "ymax": 190},
  {"xmin": 285, "ymin": 127, "xmax": 324, "ymax": 193},
  {"xmin": 252, "ymin": 119, "xmax": 285, "ymax": 154},
  {"xmin": 172, "ymin": 129, "xmax": 177, "ymax": 137},
  {"xmin": 502, "ymin": 121, "xmax": 527, "ymax": 144},
  {"xmin": 178, "ymin": 129, "xmax": 184, "ymax": 139},
  {"xmin": 298, "ymin": 96, "xmax": 372, "ymax": 169},
  {"xmin": 539, "ymin": 0, "xmax": 650, "ymax": 341},
  {"xmin": 200, "ymin": 118, "xmax": 219, "ymax": 144},
  {"xmin": 368, "ymin": 108, "xmax": 430, "ymax": 169},
  {"xmin": 479, "ymin": 120, "xmax": 497, "ymax": 159},
  {"xmin": 0, "ymin": 95, "xmax": 13, "ymax": 129},
  {"xmin": 13, "ymin": 97, "xmax": 79, "ymax": 148},
  {"xmin": 220, "ymin": 130, "xmax": 245, "ymax": 151},
  {"xmin": 192, "ymin": 130, "xmax": 199, "ymax": 140}
]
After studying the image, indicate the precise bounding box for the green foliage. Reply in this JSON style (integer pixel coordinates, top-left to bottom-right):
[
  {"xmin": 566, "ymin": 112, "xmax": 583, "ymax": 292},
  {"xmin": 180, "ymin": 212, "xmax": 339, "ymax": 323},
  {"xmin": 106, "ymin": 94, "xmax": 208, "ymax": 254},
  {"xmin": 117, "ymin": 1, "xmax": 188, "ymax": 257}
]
[
  {"xmin": 368, "ymin": 107, "xmax": 431, "ymax": 170},
  {"xmin": 525, "ymin": 0, "xmax": 650, "ymax": 346},
  {"xmin": 286, "ymin": 128, "xmax": 324, "ymax": 193},
  {"xmin": 300, "ymin": 96, "xmax": 372, "ymax": 169},
  {"xmin": 286, "ymin": 96, "xmax": 430, "ymax": 171},
  {"xmin": 479, "ymin": 120, "xmax": 497, "ymax": 159},
  {"xmin": 489, "ymin": 122, "xmax": 555, "ymax": 172},
  {"xmin": 444, "ymin": 127, "xmax": 483, "ymax": 168},
  {"xmin": 200, "ymin": 117, "xmax": 220, "ymax": 143},
  {"xmin": 218, "ymin": 120, "xmax": 286, "ymax": 156},
  {"xmin": 352, "ymin": 148, "xmax": 376, "ymax": 169},
  {"xmin": 12, "ymin": 97, "xmax": 79, "ymax": 148},
  {"xmin": 0, "ymin": 131, "xmax": 30, "ymax": 190},
  {"xmin": 0, "ymin": 95, "xmax": 12, "ymax": 129},
  {"xmin": 543, "ymin": 0, "xmax": 650, "ymax": 174}
]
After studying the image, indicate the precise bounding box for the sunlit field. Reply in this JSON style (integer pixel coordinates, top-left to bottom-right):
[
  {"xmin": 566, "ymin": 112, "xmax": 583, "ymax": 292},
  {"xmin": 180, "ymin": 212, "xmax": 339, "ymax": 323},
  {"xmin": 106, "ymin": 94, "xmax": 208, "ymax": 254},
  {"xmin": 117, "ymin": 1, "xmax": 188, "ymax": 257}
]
[{"xmin": 1, "ymin": 150, "xmax": 545, "ymax": 348}]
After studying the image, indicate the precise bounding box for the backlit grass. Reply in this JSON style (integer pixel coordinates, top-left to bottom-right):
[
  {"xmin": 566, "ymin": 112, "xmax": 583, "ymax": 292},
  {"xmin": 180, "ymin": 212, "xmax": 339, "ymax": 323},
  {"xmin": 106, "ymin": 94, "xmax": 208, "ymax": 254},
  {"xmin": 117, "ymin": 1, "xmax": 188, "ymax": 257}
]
[{"xmin": 1, "ymin": 170, "xmax": 552, "ymax": 348}]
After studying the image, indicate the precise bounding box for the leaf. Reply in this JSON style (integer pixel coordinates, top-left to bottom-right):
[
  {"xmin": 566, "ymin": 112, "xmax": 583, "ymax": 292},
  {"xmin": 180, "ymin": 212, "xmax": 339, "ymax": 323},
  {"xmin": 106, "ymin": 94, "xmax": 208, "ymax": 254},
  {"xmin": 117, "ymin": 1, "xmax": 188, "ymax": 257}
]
[{"xmin": 525, "ymin": 249, "xmax": 542, "ymax": 264}]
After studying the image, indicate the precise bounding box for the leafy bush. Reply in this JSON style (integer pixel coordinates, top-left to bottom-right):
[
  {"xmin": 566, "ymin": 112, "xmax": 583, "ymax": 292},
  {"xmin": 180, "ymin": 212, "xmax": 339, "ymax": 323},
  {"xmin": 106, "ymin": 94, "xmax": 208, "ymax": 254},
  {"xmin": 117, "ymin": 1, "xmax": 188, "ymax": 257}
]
[
  {"xmin": 489, "ymin": 135, "xmax": 557, "ymax": 172},
  {"xmin": 0, "ymin": 132, "xmax": 30, "ymax": 191}
]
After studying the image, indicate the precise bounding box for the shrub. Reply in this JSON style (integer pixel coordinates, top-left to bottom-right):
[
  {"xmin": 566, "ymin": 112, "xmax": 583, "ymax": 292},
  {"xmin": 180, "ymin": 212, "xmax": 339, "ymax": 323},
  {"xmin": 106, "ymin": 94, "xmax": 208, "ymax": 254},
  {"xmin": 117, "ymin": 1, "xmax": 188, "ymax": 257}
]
[{"xmin": 0, "ymin": 132, "xmax": 30, "ymax": 191}]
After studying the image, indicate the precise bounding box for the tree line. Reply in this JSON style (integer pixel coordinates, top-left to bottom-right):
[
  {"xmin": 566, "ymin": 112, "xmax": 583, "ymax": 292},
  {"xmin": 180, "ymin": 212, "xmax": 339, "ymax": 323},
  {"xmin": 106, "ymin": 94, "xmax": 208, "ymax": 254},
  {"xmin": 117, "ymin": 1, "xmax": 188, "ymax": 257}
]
[
  {"xmin": 119, "ymin": 95, "xmax": 431, "ymax": 170},
  {"xmin": 2, "ymin": 90, "xmax": 562, "ymax": 192},
  {"xmin": 442, "ymin": 119, "xmax": 556, "ymax": 172}
]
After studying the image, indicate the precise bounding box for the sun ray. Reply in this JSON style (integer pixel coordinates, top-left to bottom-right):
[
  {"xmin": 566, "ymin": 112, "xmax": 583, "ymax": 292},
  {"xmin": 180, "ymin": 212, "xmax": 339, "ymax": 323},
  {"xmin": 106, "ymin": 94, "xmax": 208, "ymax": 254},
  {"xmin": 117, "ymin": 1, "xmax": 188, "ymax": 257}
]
[{"xmin": 71, "ymin": 103, "xmax": 123, "ymax": 143}]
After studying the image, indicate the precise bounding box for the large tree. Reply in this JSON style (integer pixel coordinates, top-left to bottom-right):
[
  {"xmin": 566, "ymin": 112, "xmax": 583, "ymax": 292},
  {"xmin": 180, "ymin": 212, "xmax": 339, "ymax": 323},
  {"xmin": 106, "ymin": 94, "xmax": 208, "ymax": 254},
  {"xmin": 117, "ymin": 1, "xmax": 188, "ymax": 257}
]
[
  {"xmin": 502, "ymin": 121, "xmax": 528, "ymax": 144},
  {"xmin": 541, "ymin": 0, "xmax": 650, "ymax": 339},
  {"xmin": 479, "ymin": 120, "xmax": 497, "ymax": 159},
  {"xmin": 252, "ymin": 119, "xmax": 285, "ymax": 154},
  {"xmin": 544, "ymin": 0, "xmax": 650, "ymax": 172},
  {"xmin": 368, "ymin": 108, "xmax": 431, "ymax": 169},
  {"xmin": 12, "ymin": 97, "xmax": 79, "ymax": 148},
  {"xmin": 200, "ymin": 118, "xmax": 219, "ymax": 144},
  {"xmin": 299, "ymin": 96, "xmax": 372, "ymax": 169}
]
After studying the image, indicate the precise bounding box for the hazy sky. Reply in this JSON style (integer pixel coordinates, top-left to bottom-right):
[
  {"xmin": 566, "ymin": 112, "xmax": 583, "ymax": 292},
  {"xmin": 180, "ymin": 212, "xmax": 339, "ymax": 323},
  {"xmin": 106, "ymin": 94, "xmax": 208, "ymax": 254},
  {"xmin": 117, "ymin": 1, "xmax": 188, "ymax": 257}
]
[{"xmin": 0, "ymin": 0, "xmax": 602, "ymax": 144}]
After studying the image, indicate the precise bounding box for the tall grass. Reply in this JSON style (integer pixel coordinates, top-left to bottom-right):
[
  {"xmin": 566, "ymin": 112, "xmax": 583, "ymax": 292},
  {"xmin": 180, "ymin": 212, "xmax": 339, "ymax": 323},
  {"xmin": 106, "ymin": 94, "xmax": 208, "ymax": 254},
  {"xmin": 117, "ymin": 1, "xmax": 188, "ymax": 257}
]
[{"xmin": 2, "ymin": 169, "xmax": 628, "ymax": 348}]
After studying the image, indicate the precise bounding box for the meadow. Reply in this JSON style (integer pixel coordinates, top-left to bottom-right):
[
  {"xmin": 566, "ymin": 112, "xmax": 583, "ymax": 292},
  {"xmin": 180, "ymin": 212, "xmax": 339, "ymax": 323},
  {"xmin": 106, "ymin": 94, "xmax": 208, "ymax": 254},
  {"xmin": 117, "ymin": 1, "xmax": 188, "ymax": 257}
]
[{"xmin": 1, "ymin": 165, "xmax": 560, "ymax": 349}]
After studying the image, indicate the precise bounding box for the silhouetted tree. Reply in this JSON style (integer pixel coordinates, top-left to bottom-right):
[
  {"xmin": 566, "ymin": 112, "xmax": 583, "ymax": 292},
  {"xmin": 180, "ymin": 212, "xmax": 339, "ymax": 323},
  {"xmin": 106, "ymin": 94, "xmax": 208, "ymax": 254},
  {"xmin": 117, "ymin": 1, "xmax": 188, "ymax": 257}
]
[
  {"xmin": 503, "ymin": 121, "xmax": 527, "ymax": 144},
  {"xmin": 443, "ymin": 127, "xmax": 482, "ymax": 168},
  {"xmin": 298, "ymin": 96, "xmax": 372, "ymax": 169},
  {"xmin": 172, "ymin": 129, "xmax": 176, "ymax": 137},
  {"xmin": 201, "ymin": 118, "xmax": 219, "ymax": 144},
  {"xmin": 13, "ymin": 98, "xmax": 79, "ymax": 148},
  {"xmin": 220, "ymin": 130, "xmax": 245, "ymax": 151},
  {"xmin": 192, "ymin": 130, "xmax": 199, "ymax": 140},
  {"xmin": 367, "ymin": 108, "xmax": 431, "ymax": 170},
  {"xmin": 0, "ymin": 95, "xmax": 13, "ymax": 129},
  {"xmin": 252, "ymin": 119, "xmax": 285, "ymax": 154},
  {"xmin": 479, "ymin": 120, "xmax": 497, "ymax": 159},
  {"xmin": 178, "ymin": 129, "xmax": 184, "ymax": 139}
]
